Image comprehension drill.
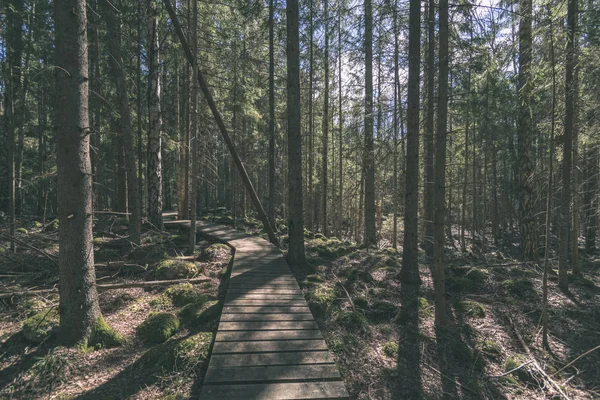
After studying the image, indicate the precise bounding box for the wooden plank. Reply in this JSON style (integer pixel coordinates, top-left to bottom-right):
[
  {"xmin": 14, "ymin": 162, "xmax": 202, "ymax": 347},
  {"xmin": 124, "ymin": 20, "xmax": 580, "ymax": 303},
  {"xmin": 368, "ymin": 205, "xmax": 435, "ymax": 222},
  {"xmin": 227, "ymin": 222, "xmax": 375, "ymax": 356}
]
[
  {"xmin": 229, "ymin": 276, "xmax": 297, "ymax": 282},
  {"xmin": 212, "ymin": 339, "xmax": 328, "ymax": 354},
  {"xmin": 223, "ymin": 306, "xmax": 311, "ymax": 314},
  {"xmin": 204, "ymin": 364, "xmax": 340, "ymax": 383},
  {"xmin": 208, "ymin": 350, "xmax": 334, "ymax": 368},
  {"xmin": 219, "ymin": 321, "xmax": 318, "ymax": 331},
  {"xmin": 227, "ymin": 289, "xmax": 302, "ymax": 295},
  {"xmin": 216, "ymin": 330, "xmax": 322, "ymax": 342},
  {"xmin": 219, "ymin": 313, "xmax": 315, "ymax": 322},
  {"xmin": 224, "ymin": 299, "xmax": 307, "ymax": 306},
  {"xmin": 225, "ymin": 294, "xmax": 306, "ymax": 301},
  {"xmin": 199, "ymin": 381, "xmax": 349, "ymax": 399}
]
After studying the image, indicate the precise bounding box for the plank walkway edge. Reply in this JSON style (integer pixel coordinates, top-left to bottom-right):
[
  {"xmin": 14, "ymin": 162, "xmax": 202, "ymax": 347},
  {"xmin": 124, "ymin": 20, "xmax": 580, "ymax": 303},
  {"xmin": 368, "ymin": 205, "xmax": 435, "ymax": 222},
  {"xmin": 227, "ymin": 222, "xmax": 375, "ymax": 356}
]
[{"xmin": 164, "ymin": 216, "xmax": 349, "ymax": 400}]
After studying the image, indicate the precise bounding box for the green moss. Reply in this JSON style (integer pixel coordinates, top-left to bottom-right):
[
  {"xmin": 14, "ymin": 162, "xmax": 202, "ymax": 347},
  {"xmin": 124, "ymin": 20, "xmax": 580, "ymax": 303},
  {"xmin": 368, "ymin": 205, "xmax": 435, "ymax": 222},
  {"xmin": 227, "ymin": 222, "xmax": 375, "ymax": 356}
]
[
  {"xmin": 504, "ymin": 354, "xmax": 531, "ymax": 382},
  {"xmin": 164, "ymin": 283, "xmax": 206, "ymax": 306},
  {"xmin": 19, "ymin": 298, "xmax": 47, "ymax": 316},
  {"xmin": 353, "ymin": 297, "xmax": 369, "ymax": 310},
  {"xmin": 345, "ymin": 268, "xmax": 374, "ymax": 285},
  {"xmin": 155, "ymin": 259, "xmax": 198, "ymax": 280},
  {"xmin": 446, "ymin": 277, "xmax": 478, "ymax": 293},
  {"xmin": 138, "ymin": 332, "xmax": 213, "ymax": 374},
  {"xmin": 336, "ymin": 310, "xmax": 369, "ymax": 333},
  {"xmin": 137, "ymin": 313, "xmax": 180, "ymax": 343},
  {"xmin": 458, "ymin": 300, "xmax": 486, "ymax": 318},
  {"xmin": 17, "ymin": 227, "xmax": 28, "ymax": 234},
  {"xmin": 30, "ymin": 347, "xmax": 70, "ymax": 387},
  {"xmin": 32, "ymin": 221, "xmax": 43, "ymax": 228},
  {"xmin": 570, "ymin": 275, "xmax": 596, "ymax": 289},
  {"xmin": 370, "ymin": 300, "xmax": 398, "ymax": 322},
  {"xmin": 178, "ymin": 300, "xmax": 220, "ymax": 327},
  {"xmin": 149, "ymin": 295, "xmax": 173, "ymax": 310},
  {"xmin": 23, "ymin": 309, "xmax": 59, "ymax": 343},
  {"xmin": 383, "ymin": 342, "xmax": 399, "ymax": 358},
  {"xmin": 464, "ymin": 268, "xmax": 489, "ymax": 283},
  {"xmin": 306, "ymin": 285, "xmax": 336, "ymax": 318},
  {"xmin": 305, "ymin": 274, "xmax": 325, "ymax": 284},
  {"xmin": 478, "ymin": 340, "xmax": 501, "ymax": 358},
  {"xmin": 0, "ymin": 246, "xmax": 5, "ymax": 254},
  {"xmin": 418, "ymin": 298, "xmax": 433, "ymax": 319},
  {"xmin": 329, "ymin": 335, "xmax": 360, "ymax": 354},
  {"xmin": 501, "ymin": 279, "xmax": 535, "ymax": 297},
  {"xmin": 88, "ymin": 316, "xmax": 125, "ymax": 348},
  {"xmin": 200, "ymin": 243, "xmax": 230, "ymax": 261}
]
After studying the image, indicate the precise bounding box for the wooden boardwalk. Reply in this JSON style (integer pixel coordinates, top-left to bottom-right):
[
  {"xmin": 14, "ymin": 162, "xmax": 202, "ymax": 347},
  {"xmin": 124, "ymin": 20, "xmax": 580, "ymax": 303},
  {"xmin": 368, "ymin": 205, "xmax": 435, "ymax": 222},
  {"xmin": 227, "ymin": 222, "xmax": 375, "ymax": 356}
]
[{"xmin": 164, "ymin": 218, "xmax": 348, "ymax": 399}]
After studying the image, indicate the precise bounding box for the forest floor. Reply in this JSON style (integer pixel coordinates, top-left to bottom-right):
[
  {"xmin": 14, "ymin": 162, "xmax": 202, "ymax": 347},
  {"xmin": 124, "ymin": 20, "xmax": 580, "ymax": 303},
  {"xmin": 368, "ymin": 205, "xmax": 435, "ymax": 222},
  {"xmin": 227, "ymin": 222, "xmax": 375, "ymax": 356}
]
[
  {"xmin": 0, "ymin": 215, "xmax": 232, "ymax": 399},
  {"xmin": 1, "ymin": 212, "xmax": 599, "ymax": 399}
]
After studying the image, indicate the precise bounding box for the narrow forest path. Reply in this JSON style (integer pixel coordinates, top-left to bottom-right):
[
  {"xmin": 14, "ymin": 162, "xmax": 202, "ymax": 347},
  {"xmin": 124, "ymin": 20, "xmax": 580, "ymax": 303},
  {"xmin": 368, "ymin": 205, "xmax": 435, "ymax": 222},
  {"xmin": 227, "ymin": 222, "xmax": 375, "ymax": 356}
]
[{"xmin": 163, "ymin": 214, "xmax": 349, "ymax": 399}]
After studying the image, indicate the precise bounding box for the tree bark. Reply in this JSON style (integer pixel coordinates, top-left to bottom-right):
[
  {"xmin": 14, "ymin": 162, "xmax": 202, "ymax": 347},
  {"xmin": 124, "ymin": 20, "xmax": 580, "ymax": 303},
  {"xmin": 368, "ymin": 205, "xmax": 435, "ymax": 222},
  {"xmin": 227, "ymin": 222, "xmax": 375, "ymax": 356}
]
[
  {"xmin": 268, "ymin": 0, "xmax": 276, "ymax": 229},
  {"xmin": 286, "ymin": 0, "xmax": 307, "ymax": 265},
  {"xmin": 147, "ymin": 0, "xmax": 164, "ymax": 230},
  {"xmin": 423, "ymin": 0, "xmax": 435, "ymax": 256},
  {"xmin": 433, "ymin": 0, "xmax": 449, "ymax": 327},
  {"xmin": 188, "ymin": 0, "xmax": 199, "ymax": 254},
  {"xmin": 400, "ymin": 0, "xmax": 422, "ymax": 284},
  {"xmin": 101, "ymin": 0, "xmax": 142, "ymax": 245},
  {"xmin": 518, "ymin": 0, "xmax": 536, "ymax": 260},
  {"xmin": 322, "ymin": 0, "xmax": 330, "ymax": 237},
  {"xmin": 363, "ymin": 0, "xmax": 376, "ymax": 246},
  {"xmin": 560, "ymin": 0, "xmax": 578, "ymax": 289},
  {"xmin": 54, "ymin": 0, "xmax": 101, "ymax": 345}
]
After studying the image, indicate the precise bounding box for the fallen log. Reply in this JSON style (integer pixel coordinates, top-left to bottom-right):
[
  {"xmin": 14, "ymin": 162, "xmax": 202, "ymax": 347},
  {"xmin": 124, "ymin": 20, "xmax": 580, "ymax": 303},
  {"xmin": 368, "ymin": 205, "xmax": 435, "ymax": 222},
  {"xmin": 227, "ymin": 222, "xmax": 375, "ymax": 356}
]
[
  {"xmin": 94, "ymin": 261, "xmax": 146, "ymax": 270},
  {"xmin": 0, "ymin": 277, "xmax": 211, "ymax": 299}
]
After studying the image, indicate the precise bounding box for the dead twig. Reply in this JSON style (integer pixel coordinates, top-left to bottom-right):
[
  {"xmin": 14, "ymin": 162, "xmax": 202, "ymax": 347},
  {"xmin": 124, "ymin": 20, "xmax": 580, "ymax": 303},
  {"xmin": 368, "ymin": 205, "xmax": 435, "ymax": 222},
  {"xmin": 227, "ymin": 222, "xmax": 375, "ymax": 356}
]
[
  {"xmin": 491, "ymin": 360, "xmax": 533, "ymax": 377},
  {"xmin": 554, "ymin": 344, "xmax": 600, "ymax": 376},
  {"xmin": 0, "ymin": 232, "xmax": 58, "ymax": 263}
]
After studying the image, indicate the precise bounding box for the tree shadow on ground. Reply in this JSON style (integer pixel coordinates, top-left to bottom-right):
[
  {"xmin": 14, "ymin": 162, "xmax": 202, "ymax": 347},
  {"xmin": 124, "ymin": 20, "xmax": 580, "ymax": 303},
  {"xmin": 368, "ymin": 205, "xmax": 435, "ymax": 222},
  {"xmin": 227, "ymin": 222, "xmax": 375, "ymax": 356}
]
[{"xmin": 391, "ymin": 282, "xmax": 423, "ymax": 399}]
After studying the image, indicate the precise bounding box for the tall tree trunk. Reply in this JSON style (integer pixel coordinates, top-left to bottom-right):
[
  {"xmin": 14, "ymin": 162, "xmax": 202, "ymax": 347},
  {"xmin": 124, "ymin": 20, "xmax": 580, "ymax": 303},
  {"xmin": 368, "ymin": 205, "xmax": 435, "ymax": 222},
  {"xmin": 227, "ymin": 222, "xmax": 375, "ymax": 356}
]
[
  {"xmin": 322, "ymin": 0, "xmax": 329, "ymax": 237},
  {"xmin": 337, "ymin": 0, "xmax": 343, "ymax": 239},
  {"xmin": 560, "ymin": 0, "xmax": 578, "ymax": 289},
  {"xmin": 101, "ymin": 0, "xmax": 141, "ymax": 245},
  {"xmin": 400, "ymin": 0, "xmax": 422, "ymax": 284},
  {"xmin": 189, "ymin": 0, "xmax": 199, "ymax": 254},
  {"xmin": 286, "ymin": 0, "xmax": 306, "ymax": 265},
  {"xmin": 55, "ymin": 0, "xmax": 101, "ymax": 344},
  {"xmin": 392, "ymin": 0, "xmax": 400, "ymax": 249},
  {"xmin": 423, "ymin": 0, "xmax": 435, "ymax": 256},
  {"xmin": 584, "ymin": 144, "xmax": 598, "ymax": 252},
  {"xmin": 518, "ymin": 0, "xmax": 536, "ymax": 260},
  {"xmin": 4, "ymin": 0, "xmax": 23, "ymax": 252},
  {"xmin": 307, "ymin": 0, "xmax": 315, "ymax": 231},
  {"xmin": 137, "ymin": 0, "xmax": 145, "ymax": 216},
  {"xmin": 572, "ymin": 56, "xmax": 580, "ymax": 274},
  {"xmin": 542, "ymin": 3, "xmax": 557, "ymax": 349},
  {"xmin": 363, "ymin": 0, "xmax": 376, "ymax": 246},
  {"xmin": 147, "ymin": 0, "xmax": 163, "ymax": 229},
  {"xmin": 268, "ymin": 0, "xmax": 276, "ymax": 228},
  {"xmin": 433, "ymin": 0, "xmax": 449, "ymax": 327}
]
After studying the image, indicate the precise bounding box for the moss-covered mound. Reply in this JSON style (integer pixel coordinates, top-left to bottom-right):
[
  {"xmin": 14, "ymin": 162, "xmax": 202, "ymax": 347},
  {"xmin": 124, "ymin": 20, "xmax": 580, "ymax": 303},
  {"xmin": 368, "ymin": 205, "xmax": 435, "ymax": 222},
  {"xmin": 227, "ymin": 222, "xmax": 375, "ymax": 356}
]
[
  {"xmin": 138, "ymin": 332, "xmax": 213, "ymax": 375},
  {"xmin": 178, "ymin": 300, "xmax": 221, "ymax": 327},
  {"xmin": 383, "ymin": 341, "xmax": 399, "ymax": 358},
  {"xmin": 369, "ymin": 300, "xmax": 398, "ymax": 322},
  {"xmin": 336, "ymin": 310, "xmax": 369, "ymax": 333},
  {"xmin": 23, "ymin": 309, "xmax": 59, "ymax": 343},
  {"xmin": 137, "ymin": 313, "xmax": 180, "ymax": 343},
  {"xmin": 504, "ymin": 354, "xmax": 532, "ymax": 382},
  {"xmin": 164, "ymin": 283, "xmax": 206, "ymax": 307},
  {"xmin": 501, "ymin": 279, "xmax": 535, "ymax": 298},
  {"xmin": 306, "ymin": 285, "xmax": 336, "ymax": 318},
  {"xmin": 457, "ymin": 300, "xmax": 486, "ymax": 318},
  {"xmin": 155, "ymin": 259, "xmax": 198, "ymax": 280},
  {"xmin": 418, "ymin": 297, "xmax": 433, "ymax": 319},
  {"xmin": 200, "ymin": 243, "xmax": 230, "ymax": 261},
  {"xmin": 88, "ymin": 316, "xmax": 125, "ymax": 348}
]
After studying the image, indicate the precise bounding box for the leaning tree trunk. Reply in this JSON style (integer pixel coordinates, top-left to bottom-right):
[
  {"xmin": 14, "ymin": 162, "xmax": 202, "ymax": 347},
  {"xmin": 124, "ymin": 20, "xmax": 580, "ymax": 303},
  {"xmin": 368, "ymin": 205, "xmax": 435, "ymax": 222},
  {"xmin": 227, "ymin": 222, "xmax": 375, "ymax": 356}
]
[
  {"xmin": 286, "ymin": 0, "xmax": 306, "ymax": 265},
  {"xmin": 147, "ymin": 0, "xmax": 163, "ymax": 229},
  {"xmin": 101, "ymin": 0, "xmax": 141, "ymax": 245},
  {"xmin": 54, "ymin": 0, "xmax": 101, "ymax": 344}
]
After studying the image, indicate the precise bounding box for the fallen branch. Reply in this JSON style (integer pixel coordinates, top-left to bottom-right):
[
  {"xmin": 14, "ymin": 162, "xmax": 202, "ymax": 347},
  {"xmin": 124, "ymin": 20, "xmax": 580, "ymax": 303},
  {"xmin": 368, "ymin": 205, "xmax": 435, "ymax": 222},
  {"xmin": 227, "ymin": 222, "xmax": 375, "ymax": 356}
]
[
  {"xmin": 332, "ymin": 272, "xmax": 355, "ymax": 311},
  {"xmin": 94, "ymin": 211, "xmax": 131, "ymax": 216},
  {"xmin": 0, "ymin": 277, "xmax": 211, "ymax": 299},
  {"xmin": 491, "ymin": 360, "xmax": 533, "ymax": 377},
  {"xmin": 507, "ymin": 315, "xmax": 571, "ymax": 399},
  {"xmin": 0, "ymin": 232, "xmax": 58, "ymax": 263},
  {"xmin": 554, "ymin": 344, "xmax": 600, "ymax": 376},
  {"xmin": 94, "ymin": 261, "xmax": 146, "ymax": 270}
]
